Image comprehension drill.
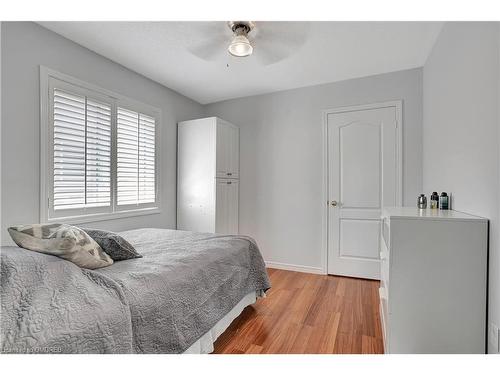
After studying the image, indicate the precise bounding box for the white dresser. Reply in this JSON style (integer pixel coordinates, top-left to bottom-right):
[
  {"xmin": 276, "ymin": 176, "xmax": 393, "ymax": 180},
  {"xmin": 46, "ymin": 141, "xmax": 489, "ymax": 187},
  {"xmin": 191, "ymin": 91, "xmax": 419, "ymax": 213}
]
[
  {"xmin": 380, "ymin": 207, "xmax": 488, "ymax": 353},
  {"xmin": 177, "ymin": 117, "xmax": 239, "ymax": 234}
]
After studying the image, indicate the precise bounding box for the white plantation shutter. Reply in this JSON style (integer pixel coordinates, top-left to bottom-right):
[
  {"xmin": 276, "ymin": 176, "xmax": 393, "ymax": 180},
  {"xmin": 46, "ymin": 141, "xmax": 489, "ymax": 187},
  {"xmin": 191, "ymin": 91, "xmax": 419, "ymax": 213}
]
[
  {"xmin": 43, "ymin": 70, "xmax": 160, "ymax": 222},
  {"xmin": 52, "ymin": 88, "xmax": 111, "ymax": 211},
  {"xmin": 117, "ymin": 107, "xmax": 156, "ymax": 206}
]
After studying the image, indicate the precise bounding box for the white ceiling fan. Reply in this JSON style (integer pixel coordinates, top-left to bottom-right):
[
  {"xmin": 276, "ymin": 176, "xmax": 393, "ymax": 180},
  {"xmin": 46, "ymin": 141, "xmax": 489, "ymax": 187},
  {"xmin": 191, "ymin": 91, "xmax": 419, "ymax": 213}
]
[
  {"xmin": 187, "ymin": 21, "xmax": 310, "ymax": 65},
  {"xmin": 227, "ymin": 21, "xmax": 255, "ymax": 57}
]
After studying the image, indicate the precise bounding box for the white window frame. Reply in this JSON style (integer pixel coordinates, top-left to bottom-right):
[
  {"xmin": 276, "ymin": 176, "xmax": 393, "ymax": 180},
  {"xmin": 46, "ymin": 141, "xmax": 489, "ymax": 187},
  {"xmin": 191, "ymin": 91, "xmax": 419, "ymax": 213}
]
[{"xmin": 40, "ymin": 66, "xmax": 161, "ymax": 224}]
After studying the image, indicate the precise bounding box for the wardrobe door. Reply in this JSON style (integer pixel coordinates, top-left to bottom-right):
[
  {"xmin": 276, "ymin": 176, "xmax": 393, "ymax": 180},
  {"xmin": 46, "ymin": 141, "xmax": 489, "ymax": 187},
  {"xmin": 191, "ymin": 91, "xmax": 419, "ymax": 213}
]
[
  {"xmin": 228, "ymin": 125, "xmax": 239, "ymax": 179},
  {"xmin": 215, "ymin": 179, "xmax": 239, "ymax": 234},
  {"xmin": 216, "ymin": 121, "xmax": 239, "ymax": 179},
  {"xmin": 226, "ymin": 179, "xmax": 239, "ymax": 233},
  {"xmin": 216, "ymin": 122, "xmax": 230, "ymax": 178}
]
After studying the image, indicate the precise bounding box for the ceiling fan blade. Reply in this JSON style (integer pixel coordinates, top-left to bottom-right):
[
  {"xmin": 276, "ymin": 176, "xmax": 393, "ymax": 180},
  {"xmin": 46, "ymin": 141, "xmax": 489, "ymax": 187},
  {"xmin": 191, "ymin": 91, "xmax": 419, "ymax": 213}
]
[
  {"xmin": 253, "ymin": 22, "xmax": 310, "ymax": 47},
  {"xmin": 188, "ymin": 37, "xmax": 227, "ymax": 61},
  {"xmin": 251, "ymin": 39, "xmax": 295, "ymax": 65},
  {"xmin": 250, "ymin": 22, "xmax": 310, "ymax": 65},
  {"xmin": 183, "ymin": 22, "xmax": 231, "ymax": 61}
]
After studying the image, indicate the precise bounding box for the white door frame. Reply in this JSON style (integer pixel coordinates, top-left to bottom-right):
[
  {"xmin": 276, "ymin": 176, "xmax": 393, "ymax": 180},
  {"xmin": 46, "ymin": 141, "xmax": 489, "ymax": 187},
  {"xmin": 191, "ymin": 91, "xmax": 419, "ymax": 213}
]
[{"xmin": 321, "ymin": 100, "xmax": 403, "ymax": 275}]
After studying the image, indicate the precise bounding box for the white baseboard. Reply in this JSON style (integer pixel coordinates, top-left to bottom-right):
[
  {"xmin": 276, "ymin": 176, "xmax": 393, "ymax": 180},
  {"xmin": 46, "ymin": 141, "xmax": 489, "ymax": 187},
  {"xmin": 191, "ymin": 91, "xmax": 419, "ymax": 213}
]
[{"xmin": 264, "ymin": 261, "xmax": 325, "ymax": 275}]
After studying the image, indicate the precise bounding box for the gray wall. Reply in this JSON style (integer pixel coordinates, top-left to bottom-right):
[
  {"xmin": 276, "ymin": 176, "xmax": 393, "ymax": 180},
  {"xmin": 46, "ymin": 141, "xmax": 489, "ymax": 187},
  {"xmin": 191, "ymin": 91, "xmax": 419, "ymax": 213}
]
[
  {"xmin": 205, "ymin": 68, "xmax": 423, "ymax": 271},
  {"xmin": 423, "ymin": 22, "xmax": 500, "ymax": 353},
  {"xmin": 0, "ymin": 22, "xmax": 204, "ymax": 245}
]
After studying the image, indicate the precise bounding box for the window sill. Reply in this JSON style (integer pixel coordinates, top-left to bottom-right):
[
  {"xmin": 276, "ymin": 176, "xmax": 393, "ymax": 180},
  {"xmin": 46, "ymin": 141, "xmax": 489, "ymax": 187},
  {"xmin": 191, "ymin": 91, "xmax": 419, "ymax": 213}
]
[{"xmin": 44, "ymin": 207, "xmax": 161, "ymax": 225}]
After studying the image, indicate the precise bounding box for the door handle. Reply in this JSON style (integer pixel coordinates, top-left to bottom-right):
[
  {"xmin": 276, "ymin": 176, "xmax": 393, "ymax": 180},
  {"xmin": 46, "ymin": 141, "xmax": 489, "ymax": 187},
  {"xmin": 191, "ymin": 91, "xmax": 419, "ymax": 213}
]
[{"xmin": 330, "ymin": 200, "xmax": 338, "ymax": 207}]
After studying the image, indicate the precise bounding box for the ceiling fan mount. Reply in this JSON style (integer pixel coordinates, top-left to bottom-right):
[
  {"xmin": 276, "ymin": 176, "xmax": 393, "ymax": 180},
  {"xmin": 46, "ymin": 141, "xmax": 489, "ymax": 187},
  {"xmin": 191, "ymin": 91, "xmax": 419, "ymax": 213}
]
[{"xmin": 227, "ymin": 21, "xmax": 255, "ymax": 35}]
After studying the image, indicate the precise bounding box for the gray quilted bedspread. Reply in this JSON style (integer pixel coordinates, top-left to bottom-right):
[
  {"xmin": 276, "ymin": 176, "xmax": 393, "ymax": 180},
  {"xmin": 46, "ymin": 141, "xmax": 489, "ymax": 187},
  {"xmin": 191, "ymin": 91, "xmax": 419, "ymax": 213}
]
[{"xmin": 0, "ymin": 228, "xmax": 270, "ymax": 354}]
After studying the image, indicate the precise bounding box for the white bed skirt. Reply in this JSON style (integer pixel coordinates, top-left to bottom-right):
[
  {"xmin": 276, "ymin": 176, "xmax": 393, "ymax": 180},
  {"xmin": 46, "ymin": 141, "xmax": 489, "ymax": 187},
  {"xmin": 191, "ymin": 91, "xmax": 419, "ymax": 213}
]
[{"xmin": 182, "ymin": 291, "xmax": 258, "ymax": 354}]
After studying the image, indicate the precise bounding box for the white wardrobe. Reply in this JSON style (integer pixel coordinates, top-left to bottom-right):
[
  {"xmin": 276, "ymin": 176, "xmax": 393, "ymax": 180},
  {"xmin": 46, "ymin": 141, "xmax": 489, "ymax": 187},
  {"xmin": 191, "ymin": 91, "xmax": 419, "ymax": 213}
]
[{"xmin": 177, "ymin": 117, "xmax": 239, "ymax": 234}]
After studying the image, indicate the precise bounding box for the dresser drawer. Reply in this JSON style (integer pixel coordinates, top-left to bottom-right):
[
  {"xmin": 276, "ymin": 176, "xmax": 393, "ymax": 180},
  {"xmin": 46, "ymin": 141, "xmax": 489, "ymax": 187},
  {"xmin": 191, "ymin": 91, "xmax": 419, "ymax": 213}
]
[
  {"xmin": 380, "ymin": 257, "xmax": 389, "ymax": 296},
  {"xmin": 379, "ymin": 273, "xmax": 388, "ymax": 303},
  {"xmin": 380, "ymin": 235, "xmax": 390, "ymax": 291},
  {"xmin": 379, "ymin": 286, "xmax": 389, "ymax": 352},
  {"xmin": 382, "ymin": 217, "xmax": 390, "ymax": 251},
  {"xmin": 379, "ymin": 300, "xmax": 387, "ymax": 352}
]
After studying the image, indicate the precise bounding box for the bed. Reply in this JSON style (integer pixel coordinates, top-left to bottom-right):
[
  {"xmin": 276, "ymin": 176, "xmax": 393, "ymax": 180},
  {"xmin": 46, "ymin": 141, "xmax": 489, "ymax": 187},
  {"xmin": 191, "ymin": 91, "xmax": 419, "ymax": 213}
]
[{"xmin": 0, "ymin": 228, "xmax": 270, "ymax": 354}]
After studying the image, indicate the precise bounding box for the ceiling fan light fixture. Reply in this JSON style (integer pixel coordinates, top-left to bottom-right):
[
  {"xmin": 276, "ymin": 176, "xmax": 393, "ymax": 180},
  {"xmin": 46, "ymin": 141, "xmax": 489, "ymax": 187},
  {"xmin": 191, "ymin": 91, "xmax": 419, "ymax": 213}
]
[{"xmin": 228, "ymin": 34, "xmax": 253, "ymax": 57}]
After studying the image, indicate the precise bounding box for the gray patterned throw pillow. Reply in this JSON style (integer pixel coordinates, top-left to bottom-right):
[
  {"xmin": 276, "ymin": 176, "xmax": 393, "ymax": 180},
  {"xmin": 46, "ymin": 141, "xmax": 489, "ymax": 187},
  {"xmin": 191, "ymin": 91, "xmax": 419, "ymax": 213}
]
[
  {"xmin": 7, "ymin": 224, "xmax": 113, "ymax": 269},
  {"xmin": 82, "ymin": 228, "xmax": 142, "ymax": 261}
]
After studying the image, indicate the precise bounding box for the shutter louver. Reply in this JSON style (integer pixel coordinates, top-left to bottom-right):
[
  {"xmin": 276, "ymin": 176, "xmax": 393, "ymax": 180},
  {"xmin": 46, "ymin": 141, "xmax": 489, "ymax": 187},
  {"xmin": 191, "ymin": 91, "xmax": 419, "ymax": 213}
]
[
  {"xmin": 138, "ymin": 114, "xmax": 156, "ymax": 204},
  {"xmin": 53, "ymin": 89, "xmax": 111, "ymax": 211},
  {"xmin": 53, "ymin": 89, "xmax": 86, "ymax": 210},
  {"xmin": 85, "ymin": 99, "xmax": 112, "ymax": 207},
  {"xmin": 117, "ymin": 107, "xmax": 156, "ymax": 205},
  {"xmin": 117, "ymin": 108, "xmax": 139, "ymax": 205}
]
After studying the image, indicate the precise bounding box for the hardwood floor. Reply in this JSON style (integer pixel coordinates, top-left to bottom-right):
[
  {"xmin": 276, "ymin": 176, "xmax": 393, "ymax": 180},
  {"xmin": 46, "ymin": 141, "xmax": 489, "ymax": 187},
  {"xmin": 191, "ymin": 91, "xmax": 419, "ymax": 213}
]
[{"xmin": 213, "ymin": 268, "xmax": 384, "ymax": 354}]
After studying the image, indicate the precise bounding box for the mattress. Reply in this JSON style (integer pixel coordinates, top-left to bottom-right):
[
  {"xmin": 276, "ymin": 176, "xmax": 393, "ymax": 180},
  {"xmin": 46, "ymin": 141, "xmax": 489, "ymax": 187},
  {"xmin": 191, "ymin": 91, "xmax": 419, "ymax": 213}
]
[{"xmin": 183, "ymin": 291, "xmax": 257, "ymax": 354}]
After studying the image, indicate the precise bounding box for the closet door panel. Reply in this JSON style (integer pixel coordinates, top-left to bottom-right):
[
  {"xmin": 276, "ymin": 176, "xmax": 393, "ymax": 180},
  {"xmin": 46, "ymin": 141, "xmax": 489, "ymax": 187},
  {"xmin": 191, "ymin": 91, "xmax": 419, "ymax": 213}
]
[
  {"xmin": 227, "ymin": 180, "xmax": 239, "ymax": 234},
  {"xmin": 229, "ymin": 126, "xmax": 239, "ymax": 178},
  {"xmin": 215, "ymin": 179, "xmax": 239, "ymax": 234},
  {"xmin": 216, "ymin": 121, "xmax": 239, "ymax": 178},
  {"xmin": 216, "ymin": 123, "xmax": 230, "ymax": 178},
  {"xmin": 215, "ymin": 179, "xmax": 228, "ymax": 233}
]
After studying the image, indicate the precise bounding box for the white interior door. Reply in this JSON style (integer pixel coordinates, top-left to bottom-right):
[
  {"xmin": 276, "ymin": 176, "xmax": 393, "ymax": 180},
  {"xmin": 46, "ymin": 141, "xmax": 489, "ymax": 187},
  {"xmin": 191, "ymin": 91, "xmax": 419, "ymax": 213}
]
[{"xmin": 326, "ymin": 103, "xmax": 401, "ymax": 279}]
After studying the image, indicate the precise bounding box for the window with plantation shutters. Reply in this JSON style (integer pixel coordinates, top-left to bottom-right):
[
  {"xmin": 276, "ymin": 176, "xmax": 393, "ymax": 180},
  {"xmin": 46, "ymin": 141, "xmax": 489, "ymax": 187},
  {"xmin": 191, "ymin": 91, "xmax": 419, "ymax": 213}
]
[
  {"xmin": 53, "ymin": 89, "xmax": 111, "ymax": 211},
  {"xmin": 117, "ymin": 108, "xmax": 156, "ymax": 206},
  {"xmin": 42, "ymin": 68, "xmax": 160, "ymax": 223}
]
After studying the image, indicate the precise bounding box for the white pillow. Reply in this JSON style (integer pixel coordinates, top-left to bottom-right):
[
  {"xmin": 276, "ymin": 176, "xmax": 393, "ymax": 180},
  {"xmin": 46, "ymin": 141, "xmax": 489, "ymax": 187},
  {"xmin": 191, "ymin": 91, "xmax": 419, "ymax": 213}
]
[{"xmin": 8, "ymin": 223, "xmax": 113, "ymax": 269}]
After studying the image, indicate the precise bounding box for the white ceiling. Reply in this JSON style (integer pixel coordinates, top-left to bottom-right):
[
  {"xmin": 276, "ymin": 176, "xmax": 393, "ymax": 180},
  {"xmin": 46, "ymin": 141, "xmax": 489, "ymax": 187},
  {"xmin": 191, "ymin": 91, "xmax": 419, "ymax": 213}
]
[{"xmin": 38, "ymin": 22, "xmax": 443, "ymax": 104}]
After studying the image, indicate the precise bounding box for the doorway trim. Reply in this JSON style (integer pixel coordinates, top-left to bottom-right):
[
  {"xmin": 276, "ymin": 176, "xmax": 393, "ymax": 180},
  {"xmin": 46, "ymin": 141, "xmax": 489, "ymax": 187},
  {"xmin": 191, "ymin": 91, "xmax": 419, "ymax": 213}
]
[{"xmin": 321, "ymin": 100, "xmax": 403, "ymax": 275}]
